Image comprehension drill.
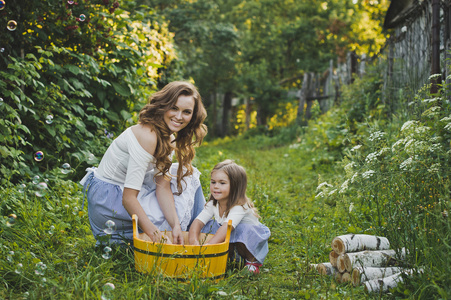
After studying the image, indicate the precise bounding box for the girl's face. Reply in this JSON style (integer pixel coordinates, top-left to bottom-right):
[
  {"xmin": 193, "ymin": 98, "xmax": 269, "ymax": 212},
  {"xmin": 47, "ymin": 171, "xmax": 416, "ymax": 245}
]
[
  {"xmin": 164, "ymin": 95, "xmax": 195, "ymax": 133},
  {"xmin": 210, "ymin": 170, "xmax": 230, "ymax": 203}
]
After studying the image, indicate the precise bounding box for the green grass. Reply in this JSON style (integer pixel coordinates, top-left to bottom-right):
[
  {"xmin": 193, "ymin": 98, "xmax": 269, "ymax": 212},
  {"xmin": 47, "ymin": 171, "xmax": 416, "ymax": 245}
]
[{"xmin": 0, "ymin": 128, "xmax": 361, "ymax": 299}]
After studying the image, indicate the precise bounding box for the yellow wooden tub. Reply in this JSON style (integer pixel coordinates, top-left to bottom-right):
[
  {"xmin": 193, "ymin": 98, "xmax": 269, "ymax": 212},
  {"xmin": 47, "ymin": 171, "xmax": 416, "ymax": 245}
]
[{"xmin": 132, "ymin": 214, "xmax": 232, "ymax": 280}]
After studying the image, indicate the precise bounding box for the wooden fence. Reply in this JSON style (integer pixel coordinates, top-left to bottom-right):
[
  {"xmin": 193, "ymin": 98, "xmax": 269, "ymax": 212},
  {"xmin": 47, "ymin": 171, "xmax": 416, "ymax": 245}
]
[{"xmin": 297, "ymin": 0, "xmax": 451, "ymax": 124}]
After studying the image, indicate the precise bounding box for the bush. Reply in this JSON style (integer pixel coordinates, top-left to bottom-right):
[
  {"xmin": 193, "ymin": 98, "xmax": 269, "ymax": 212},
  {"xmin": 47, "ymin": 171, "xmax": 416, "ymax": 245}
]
[
  {"xmin": 0, "ymin": 0, "xmax": 175, "ymax": 183},
  {"xmin": 317, "ymin": 79, "xmax": 451, "ymax": 298}
]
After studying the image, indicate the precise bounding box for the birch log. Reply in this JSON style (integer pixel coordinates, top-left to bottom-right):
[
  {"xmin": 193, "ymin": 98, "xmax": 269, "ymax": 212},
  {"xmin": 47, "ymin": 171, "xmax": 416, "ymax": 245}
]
[
  {"xmin": 351, "ymin": 267, "xmax": 404, "ymax": 286},
  {"xmin": 341, "ymin": 272, "xmax": 351, "ymax": 283},
  {"xmin": 316, "ymin": 262, "xmax": 337, "ymax": 276},
  {"xmin": 329, "ymin": 250, "xmax": 339, "ymax": 267},
  {"xmin": 334, "ymin": 272, "xmax": 343, "ymax": 283},
  {"xmin": 337, "ymin": 248, "xmax": 406, "ymax": 273},
  {"xmin": 331, "ymin": 234, "xmax": 390, "ymax": 255}
]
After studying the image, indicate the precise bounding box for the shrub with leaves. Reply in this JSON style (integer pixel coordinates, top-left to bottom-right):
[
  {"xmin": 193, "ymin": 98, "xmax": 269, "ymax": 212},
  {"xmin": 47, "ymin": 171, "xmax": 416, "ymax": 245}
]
[{"xmin": 0, "ymin": 0, "xmax": 175, "ymax": 184}]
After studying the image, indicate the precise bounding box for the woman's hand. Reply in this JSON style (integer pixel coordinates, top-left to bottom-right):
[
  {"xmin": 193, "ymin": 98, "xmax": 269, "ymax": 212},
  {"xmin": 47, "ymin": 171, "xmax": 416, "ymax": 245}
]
[{"xmin": 171, "ymin": 224, "xmax": 184, "ymax": 245}]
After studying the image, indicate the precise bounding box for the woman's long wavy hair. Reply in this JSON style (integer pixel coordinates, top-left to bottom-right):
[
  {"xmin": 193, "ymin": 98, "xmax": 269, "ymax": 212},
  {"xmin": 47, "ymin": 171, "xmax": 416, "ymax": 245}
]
[
  {"xmin": 209, "ymin": 160, "xmax": 259, "ymax": 218},
  {"xmin": 138, "ymin": 81, "xmax": 207, "ymax": 193}
]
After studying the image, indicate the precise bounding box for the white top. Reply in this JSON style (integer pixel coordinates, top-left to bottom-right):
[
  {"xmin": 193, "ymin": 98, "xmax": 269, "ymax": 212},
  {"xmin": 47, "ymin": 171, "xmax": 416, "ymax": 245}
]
[
  {"xmin": 195, "ymin": 200, "xmax": 260, "ymax": 229},
  {"xmin": 96, "ymin": 127, "xmax": 157, "ymax": 191}
]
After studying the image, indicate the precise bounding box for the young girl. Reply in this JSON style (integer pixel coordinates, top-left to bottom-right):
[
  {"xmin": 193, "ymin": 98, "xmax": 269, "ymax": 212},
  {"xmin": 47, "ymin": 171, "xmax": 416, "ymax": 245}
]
[{"xmin": 188, "ymin": 160, "xmax": 270, "ymax": 274}]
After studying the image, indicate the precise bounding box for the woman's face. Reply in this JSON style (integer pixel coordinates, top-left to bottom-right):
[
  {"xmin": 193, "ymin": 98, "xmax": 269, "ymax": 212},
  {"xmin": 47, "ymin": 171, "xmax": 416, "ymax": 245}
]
[{"xmin": 164, "ymin": 95, "xmax": 195, "ymax": 133}]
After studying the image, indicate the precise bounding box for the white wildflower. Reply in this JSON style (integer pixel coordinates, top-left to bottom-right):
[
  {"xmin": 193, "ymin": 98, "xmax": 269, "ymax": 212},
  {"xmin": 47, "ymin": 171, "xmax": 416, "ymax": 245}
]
[
  {"xmin": 405, "ymin": 140, "xmax": 428, "ymax": 155},
  {"xmin": 344, "ymin": 162, "xmax": 355, "ymax": 175},
  {"xmin": 349, "ymin": 202, "xmax": 355, "ymax": 213},
  {"xmin": 427, "ymin": 163, "xmax": 440, "ymax": 173},
  {"xmin": 328, "ymin": 189, "xmax": 337, "ymax": 196},
  {"xmin": 391, "ymin": 138, "xmax": 406, "ymax": 152},
  {"xmin": 217, "ymin": 291, "xmax": 228, "ymax": 296},
  {"xmin": 368, "ymin": 131, "xmax": 386, "ymax": 142},
  {"xmin": 289, "ymin": 143, "xmax": 300, "ymax": 149},
  {"xmin": 429, "ymin": 143, "xmax": 442, "ymax": 153},
  {"xmin": 444, "ymin": 123, "xmax": 451, "ymax": 131},
  {"xmin": 439, "ymin": 116, "xmax": 451, "ymax": 122},
  {"xmin": 365, "ymin": 151, "xmax": 379, "ymax": 164},
  {"xmin": 315, "ymin": 191, "xmax": 325, "ymax": 198},
  {"xmin": 414, "ymin": 126, "xmax": 430, "ymax": 134},
  {"xmin": 422, "ymin": 106, "xmax": 441, "ymax": 117},
  {"xmin": 428, "ymin": 73, "xmax": 441, "ymax": 80},
  {"xmin": 400, "ymin": 157, "xmax": 413, "ymax": 171},
  {"xmin": 401, "ymin": 120, "xmax": 417, "ymax": 132},
  {"xmin": 316, "ymin": 182, "xmax": 333, "ymax": 192},
  {"xmin": 351, "ymin": 172, "xmax": 359, "ymax": 183},
  {"xmin": 421, "ymin": 97, "xmax": 441, "ymax": 103},
  {"xmin": 362, "ymin": 170, "xmax": 376, "ymax": 179},
  {"xmin": 378, "ymin": 147, "xmax": 390, "ymax": 156},
  {"xmin": 351, "ymin": 145, "xmax": 362, "ymax": 151},
  {"xmin": 339, "ymin": 179, "xmax": 350, "ymax": 194}
]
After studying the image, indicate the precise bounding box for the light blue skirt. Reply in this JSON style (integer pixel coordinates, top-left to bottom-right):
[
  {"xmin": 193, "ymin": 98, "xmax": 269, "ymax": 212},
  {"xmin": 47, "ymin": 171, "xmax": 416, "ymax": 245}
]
[
  {"xmin": 201, "ymin": 220, "xmax": 270, "ymax": 264},
  {"xmin": 81, "ymin": 170, "xmax": 206, "ymax": 244}
]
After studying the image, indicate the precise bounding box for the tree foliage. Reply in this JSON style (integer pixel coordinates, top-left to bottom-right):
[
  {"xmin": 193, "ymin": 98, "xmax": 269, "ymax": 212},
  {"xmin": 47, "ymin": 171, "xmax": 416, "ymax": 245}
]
[
  {"xmin": 0, "ymin": 0, "xmax": 175, "ymax": 184},
  {"xmin": 152, "ymin": 0, "xmax": 389, "ymax": 131}
]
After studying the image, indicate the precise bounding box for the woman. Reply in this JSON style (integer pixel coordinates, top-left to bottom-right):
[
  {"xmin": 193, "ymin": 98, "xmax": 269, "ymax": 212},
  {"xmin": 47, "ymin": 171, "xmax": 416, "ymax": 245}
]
[{"xmin": 80, "ymin": 81, "xmax": 208, "ymax": 244}]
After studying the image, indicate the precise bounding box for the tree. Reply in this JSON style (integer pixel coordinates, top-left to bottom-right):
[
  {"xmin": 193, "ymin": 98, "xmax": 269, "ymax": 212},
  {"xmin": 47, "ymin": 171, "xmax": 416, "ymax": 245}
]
[{"xmin": 0, "ymin": 0, "xmax": 175, "ymax": 183}]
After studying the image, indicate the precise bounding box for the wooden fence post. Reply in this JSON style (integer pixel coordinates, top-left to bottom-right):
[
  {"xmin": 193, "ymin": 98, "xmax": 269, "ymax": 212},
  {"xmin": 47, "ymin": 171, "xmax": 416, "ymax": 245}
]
[{"xmin": 430, "ymin": 0, "xmax": 441, "ymax": 94}]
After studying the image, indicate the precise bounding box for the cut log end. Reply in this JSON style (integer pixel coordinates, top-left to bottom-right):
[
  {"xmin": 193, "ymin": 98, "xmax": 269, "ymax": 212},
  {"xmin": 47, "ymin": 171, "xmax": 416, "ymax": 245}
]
[
  {"xmin": 337, "ymin": 254, "xmax": 351, "ymax": 273},
  {"xmin": 342, "ymin": 272, "xmax": 351, "ymax": 283},
  {"xmin": 331, "ymin": 237, "xmax": 346, "ymax": 255},
  {"xmin": 329, "ymin": 250, "xmax": 339, "ymax": 267},
  {"xmin": 351, "ymin": 268, "xmax": 361, "ymax": 286},
  {"xmin": 316, "ymin": 262, "xmax": 336, "ymax": 276}
]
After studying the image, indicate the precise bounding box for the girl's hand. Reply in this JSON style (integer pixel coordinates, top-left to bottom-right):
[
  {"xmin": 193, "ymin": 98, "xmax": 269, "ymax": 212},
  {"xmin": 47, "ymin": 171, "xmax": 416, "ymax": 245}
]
[{"xmin": 171, "ymin": 224, "xmax": 184, "ymax": 245}]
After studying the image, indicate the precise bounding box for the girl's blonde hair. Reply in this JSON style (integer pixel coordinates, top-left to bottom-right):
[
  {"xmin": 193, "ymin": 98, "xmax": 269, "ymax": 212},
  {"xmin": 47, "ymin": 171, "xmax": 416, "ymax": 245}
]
[
  {"xmin": 139, "ymin": 81, "xmax": 208, "ymax": 193},
  {"xmin": 209, "ymin": 159, "xmax": 259, "ymax": 218}
]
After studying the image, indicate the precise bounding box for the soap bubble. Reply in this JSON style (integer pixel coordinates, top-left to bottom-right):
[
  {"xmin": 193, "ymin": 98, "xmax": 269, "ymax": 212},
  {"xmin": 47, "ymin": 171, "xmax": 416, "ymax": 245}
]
[
  {"xmin": 102, "ymin": 246, "xmax": 112, "ymax": 259},
  {"xmin": 7, "ymin": 20, "xmax": 17, "ymax": 31},
  {"xmin": 45, "ymin": 115, "xmax": 53, "ymax": 124},
  {"xmin": 79, "ymin": 14, "xmax": 86, "ymax": 22},
  {"xmin": 34, "ymin": 151, "xmax": 44, "ymax": 162},
  {"xmin": 67, "ymin": 0, "xmax": 74, "ymax": 4},
  {"xmin": 18, "ymin": 183, "xmax": 26, "ymax": 193},
  {"xmin": 0, "ymin": 48, "xmax": 4, "ymax": 53},
  {"xmin": 88, "ymin": 153, "xmax": 95, "ymax": 161},
  {"xmin": 7, "ymin": 251, "xmax": 14, "ymax": 262},
  {"xmin": 35, "ymin": 262, "xmax": 47, "ymax": 276},
  {"xmin": 15, "ymin": 263, "xmax": 23, "ymax": 274},
  {"xmin": 61, "ymin": 163, "xmax": 71, "ymax": 174},
  {"xmin": 101, "ymin": 282, "xmax": 115, "ymax": 300},
  {"xmin": 35, "ymin": 182, "xmax": 48, "ymax": 197},
  {"xmin": 32, "ymin": 175, "xmax": 40, "ymax": 185},
  {"xmin": 48, "ymin": 225, "xmax": 55, "ymax": 235},
  {"xmin": 103, "ymin": 220, "xmax": 116, "ymax": 235},
  {"xmin": 6, "ymin": 214, "xmax": 17, "ymax": 227},
  {"xmin": 0, "ymin": 1, "xmax": 5, "ymax": 10}
]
